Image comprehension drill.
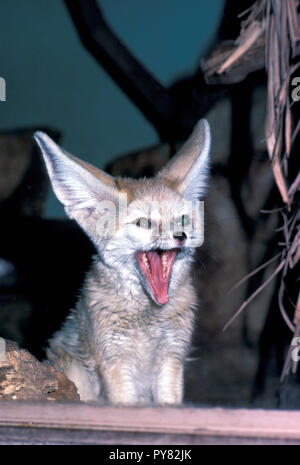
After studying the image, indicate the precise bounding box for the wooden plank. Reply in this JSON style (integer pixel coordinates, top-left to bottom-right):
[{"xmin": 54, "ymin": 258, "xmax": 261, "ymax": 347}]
[
  {"xmin": 1, "ymin": 426, "xmax": 300, "ymax": 445},
  {"xmin": 0, "ymin": 401, "xmax": 300, "ymax": 444}
]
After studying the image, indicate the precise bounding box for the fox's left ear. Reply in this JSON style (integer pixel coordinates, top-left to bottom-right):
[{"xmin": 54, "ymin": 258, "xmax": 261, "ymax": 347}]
[
  {"xmin": 34, "ymin": 131, "xmax": 119, "ymax": 238},
  {"xmin": 157, "ymin": 119, "xmax": 211, "ymax": 200}
]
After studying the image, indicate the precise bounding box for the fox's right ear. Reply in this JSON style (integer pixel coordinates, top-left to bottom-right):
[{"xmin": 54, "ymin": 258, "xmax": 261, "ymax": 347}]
[
  {"xmin": 157, "ymin": 119, "xmax": 211, "ymax": 200},
  {"xmin": 34, "ymin": 132, "xmax": 118, "ymax": 224}
]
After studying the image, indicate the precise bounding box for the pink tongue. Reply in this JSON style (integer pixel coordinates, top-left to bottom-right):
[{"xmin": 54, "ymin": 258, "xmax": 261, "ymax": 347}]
[{"xmin": 146, "ymin": 250, "xmax": 176, "ymax": 304}]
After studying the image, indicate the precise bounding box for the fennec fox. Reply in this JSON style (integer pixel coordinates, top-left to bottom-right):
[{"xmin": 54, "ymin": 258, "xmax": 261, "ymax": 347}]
[{"xmin": 34, "ymin": 119, "xmax": 211, "ymax": 405}]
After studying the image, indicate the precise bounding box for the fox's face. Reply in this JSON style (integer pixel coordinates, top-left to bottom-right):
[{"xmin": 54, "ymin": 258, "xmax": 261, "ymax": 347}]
[{"xmin": 35, "ymin": 119, "xmax": 210, "ymax": 305}]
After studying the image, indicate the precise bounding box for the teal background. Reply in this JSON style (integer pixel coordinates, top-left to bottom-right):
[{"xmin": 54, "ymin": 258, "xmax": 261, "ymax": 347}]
[{"xmin": 0, "ymin": 0, "xmax": 224, "ymax": 217}]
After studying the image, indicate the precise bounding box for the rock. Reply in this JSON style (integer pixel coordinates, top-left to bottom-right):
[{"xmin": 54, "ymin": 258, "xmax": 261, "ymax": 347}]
[{"xmin": 0, "ymin": 339, "xmax": 79, "ymax": 401}]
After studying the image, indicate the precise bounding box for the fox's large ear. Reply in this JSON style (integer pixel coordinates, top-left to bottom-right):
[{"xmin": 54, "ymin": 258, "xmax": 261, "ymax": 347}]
[
  {"xmin": 157, "ymin": 119, "xmax": 211, "ymax": 200},
  {"xmin": 34, "ymin": 131, "xmax": 118, "ymax": 227}
]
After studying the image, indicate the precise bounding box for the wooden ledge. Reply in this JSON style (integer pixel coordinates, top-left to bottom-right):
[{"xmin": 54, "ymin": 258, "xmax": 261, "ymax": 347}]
[{"xmin": 0, "ymin": 401, "xmax": 300, "ymax": 444}]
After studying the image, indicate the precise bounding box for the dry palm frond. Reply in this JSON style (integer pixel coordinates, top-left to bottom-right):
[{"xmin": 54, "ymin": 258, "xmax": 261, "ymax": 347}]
[
  {"xmin": 221, "ymin": 0, "xmax": 300, "ymax": 380},
  {"xmin": 223, "ymin": 259, "xmax": 285, "ymax": 332},
  {"xmin": 217, "ymin": 19, "xmax": 266, "ymax": 75}
]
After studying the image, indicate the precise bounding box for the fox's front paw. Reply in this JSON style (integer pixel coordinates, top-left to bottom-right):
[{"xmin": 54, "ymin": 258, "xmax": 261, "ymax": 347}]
[
  {"xmin": 155, "ymin": 395, "xmax": 182, "ymax": 406},
  {"xmin": 153, "ymin": 387, "xmax": 183, "ymax": 406},
  {"xmin": 108, "ymin": 393, "xmax": 137, "ymax": 406},
  {"xmin": 152, "ymin": 362, "xmax": 184, "ymax": 406},
  {"xmin": 107, "ymin": 388, "xmax": 150, "ymax": 406}
]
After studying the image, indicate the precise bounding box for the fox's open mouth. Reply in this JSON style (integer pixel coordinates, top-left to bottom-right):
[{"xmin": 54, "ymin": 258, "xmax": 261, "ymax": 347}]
[{"xmin": 137, "ymin": 249, "xmax": 178, "ymax": 305}]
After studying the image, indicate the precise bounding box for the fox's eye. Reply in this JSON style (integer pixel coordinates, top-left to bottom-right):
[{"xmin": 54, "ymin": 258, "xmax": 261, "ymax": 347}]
[
  {"xmin": 181, "ymin": 215, "xmax": 190, "ymax": 227},
  {"xmin": 136, "ymin": 218, "xmax": 152, "ymax": 229}
]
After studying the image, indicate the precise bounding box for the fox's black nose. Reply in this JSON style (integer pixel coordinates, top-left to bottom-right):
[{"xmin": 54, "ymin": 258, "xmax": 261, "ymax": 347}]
[{"xmin": 173, "ymin": 231, "xmax": 187, "ymax": 242}]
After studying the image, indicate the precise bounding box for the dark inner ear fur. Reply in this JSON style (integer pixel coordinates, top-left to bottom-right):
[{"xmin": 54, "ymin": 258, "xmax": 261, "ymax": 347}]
[{"xmin": 114, "ymin": 177, "xmax": 137, "ymax": 203}]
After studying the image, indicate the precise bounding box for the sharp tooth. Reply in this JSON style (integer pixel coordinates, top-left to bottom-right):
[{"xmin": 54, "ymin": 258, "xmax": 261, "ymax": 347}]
[{"xmin": 141, "ymin": 252, "xmax": 151, "ymax": 273}]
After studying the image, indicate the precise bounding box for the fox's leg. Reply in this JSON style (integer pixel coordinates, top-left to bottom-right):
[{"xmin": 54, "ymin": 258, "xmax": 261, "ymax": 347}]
[
  {"xmin": 65, "ymin": 358, "xmax": 101, "ymax": 401},
  {"xmin": 101, "ymin": 360, "xmax": 149, "ymax": 405},
  {"xmin": 47, "ymin": 346, "xmax": 101, "ymax": 401},
  {"xmin": 152, "ymin": 357, "xmax": 184, "ymax": 405}
]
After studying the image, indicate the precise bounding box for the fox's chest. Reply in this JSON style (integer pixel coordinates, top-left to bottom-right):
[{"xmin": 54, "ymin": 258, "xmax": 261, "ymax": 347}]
[
  {"xmin": 93, "ymin": 306, "xmax": 192, "ymax": 364},
  {"xmin": 88, "ymin": 286, "xmax": 194, "ymax": 365}
]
